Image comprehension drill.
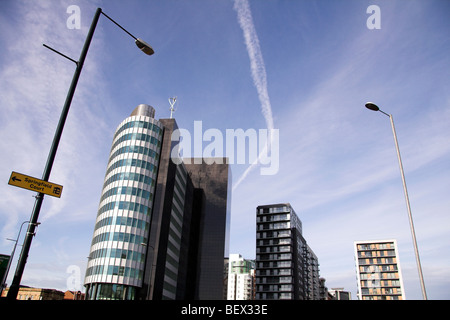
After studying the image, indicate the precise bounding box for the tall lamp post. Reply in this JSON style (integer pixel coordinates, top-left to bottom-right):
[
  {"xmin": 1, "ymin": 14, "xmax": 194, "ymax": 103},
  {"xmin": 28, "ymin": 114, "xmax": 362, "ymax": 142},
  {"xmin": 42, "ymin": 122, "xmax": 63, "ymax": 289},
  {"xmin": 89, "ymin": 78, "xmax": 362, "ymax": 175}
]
[
  {"xmin": 365, "ymin": 102, "xmax": 427, "ymax": 300},
  {"xmin": 7, "ymin": 8, "xmax": 154, "ymax": 300},
  {"xmin": 0, "ymin": 221, "xmax": 40, "ymax": 296}
]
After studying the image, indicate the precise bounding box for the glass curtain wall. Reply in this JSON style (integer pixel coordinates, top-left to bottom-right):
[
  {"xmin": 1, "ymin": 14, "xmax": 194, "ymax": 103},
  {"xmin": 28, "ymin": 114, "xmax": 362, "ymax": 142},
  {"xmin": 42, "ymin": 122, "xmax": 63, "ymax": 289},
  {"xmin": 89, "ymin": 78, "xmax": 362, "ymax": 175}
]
[{"xmin": 85, "ymin": 105, "xmax": 163, "ymax": 300}]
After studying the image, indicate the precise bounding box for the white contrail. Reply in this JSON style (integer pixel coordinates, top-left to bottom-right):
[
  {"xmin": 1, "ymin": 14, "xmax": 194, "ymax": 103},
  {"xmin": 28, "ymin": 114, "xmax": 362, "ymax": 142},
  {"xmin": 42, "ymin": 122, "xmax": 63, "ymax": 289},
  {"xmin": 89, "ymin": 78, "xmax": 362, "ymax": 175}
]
[
  {"xmin": 233, "ymin": 0, "xmax": 275, "ymax": 190},
  {"xmin": 233, "ymin": 0, "xmax": 274, "ymax": 131}
]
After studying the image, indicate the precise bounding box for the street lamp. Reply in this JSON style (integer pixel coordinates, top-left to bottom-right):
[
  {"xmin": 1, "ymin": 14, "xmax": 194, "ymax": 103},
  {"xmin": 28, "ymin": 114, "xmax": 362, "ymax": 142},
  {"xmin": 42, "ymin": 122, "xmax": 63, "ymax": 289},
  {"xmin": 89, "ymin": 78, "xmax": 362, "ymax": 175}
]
[
  {"xmin": 6, "ymin": 7, "xmax": 154, "ymax": 300},
  {"xmin": 0, "ymin": 221, "xmax": 40, "ymax": 296},
  {"xmin": 100, "ymin": 10, "xmax": 154, "ymax": 55},
  {"xmin": 364, "ymin": 102, "xmax": 427, "ymax": 300}
]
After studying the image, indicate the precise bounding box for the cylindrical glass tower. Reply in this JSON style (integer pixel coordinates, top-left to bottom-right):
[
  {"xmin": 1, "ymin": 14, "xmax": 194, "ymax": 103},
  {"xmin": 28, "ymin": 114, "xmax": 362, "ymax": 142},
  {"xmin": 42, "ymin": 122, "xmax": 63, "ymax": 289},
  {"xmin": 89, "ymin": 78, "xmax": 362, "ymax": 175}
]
[{"xmin": 84, "ymin": 104, "xmax": 163, "ymax": 300}]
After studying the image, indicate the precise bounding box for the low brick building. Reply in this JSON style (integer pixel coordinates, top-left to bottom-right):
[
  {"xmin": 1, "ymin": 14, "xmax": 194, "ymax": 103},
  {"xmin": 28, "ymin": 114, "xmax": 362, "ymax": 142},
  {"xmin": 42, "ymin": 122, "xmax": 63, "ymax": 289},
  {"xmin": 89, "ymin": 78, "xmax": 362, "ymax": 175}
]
[{"xmin": 1, "ymin": 287, "xmax": 65, "ymax": 300}]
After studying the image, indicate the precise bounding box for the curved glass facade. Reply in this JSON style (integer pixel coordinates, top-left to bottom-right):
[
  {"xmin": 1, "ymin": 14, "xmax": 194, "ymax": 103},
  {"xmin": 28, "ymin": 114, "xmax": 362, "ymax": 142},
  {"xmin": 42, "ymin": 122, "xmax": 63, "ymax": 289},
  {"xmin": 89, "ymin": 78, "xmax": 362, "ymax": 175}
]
[{"xmin": 84, "ymin": 105, "xmax": 163, "ymax": 300}]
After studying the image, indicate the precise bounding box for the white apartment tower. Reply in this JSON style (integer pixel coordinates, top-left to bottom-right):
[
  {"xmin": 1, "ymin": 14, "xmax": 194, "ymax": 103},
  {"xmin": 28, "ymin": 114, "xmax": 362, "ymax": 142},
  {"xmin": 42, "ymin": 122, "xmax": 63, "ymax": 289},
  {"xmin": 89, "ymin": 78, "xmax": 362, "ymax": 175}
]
[
  {"xmin": 354, "ymin": 239, "xmax": 406, "ymax": 300},
  {"xmin": 227, "ymin": 254, "xmax": 255, "ymax": 300}
]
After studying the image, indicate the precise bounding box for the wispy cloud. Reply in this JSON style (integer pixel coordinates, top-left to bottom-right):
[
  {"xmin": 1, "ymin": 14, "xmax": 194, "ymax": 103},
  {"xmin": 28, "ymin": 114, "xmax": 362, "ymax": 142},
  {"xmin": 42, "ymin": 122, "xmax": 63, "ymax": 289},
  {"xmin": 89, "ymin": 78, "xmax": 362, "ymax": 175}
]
[
  {"xmin": 0, "ymin": 0, "xmax": 106, "ymax": 237},
  {"xmin": 232, "ymin": 0, "xmax": 275, "ymax": 190}
]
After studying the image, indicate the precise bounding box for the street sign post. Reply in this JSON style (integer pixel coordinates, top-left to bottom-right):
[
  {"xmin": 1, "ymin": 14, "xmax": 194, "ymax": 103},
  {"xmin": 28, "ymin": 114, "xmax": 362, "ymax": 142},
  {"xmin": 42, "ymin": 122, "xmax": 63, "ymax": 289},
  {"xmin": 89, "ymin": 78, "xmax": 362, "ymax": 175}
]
[{"xmin": 8, "ymin": 171, "xmax": 63, "ymax": 198}]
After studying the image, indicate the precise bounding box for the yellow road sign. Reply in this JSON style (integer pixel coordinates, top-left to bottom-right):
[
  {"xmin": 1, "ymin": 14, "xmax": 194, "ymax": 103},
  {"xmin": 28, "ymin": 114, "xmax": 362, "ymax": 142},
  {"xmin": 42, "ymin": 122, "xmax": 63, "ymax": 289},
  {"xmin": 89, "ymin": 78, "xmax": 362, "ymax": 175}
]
[{"xmin": 8, "ymin": 171, "xmax": 63, "ymax": 198}]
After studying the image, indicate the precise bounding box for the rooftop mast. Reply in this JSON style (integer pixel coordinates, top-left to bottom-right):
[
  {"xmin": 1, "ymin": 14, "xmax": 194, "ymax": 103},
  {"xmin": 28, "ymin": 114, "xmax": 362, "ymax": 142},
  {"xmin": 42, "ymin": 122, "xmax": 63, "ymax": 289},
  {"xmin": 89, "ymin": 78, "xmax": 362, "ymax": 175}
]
[{"xmin": 169, "ymin": 97, "xmax": 177, "ymax": 119}]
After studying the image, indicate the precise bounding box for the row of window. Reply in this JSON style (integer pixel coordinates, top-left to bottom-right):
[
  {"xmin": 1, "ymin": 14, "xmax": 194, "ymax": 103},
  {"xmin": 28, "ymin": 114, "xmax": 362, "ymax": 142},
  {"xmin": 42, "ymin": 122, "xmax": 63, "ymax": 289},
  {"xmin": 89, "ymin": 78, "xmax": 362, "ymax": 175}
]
[
  {"xmin": 257, "ymin": 253, "xmax": 292, "ymax": 261},
  {"xmin": 360, "ymin": 280, "xmax": 402, "ymax": 288},
  {"xmin": 111, "ymin": 132, "xmax": 161, "ymax": 153},
  {"xmin": 258, "ymin": 206, "xmax": 291, "ymax": 214},
  {"xmin": 357, "ymin": 250, "xmax": 396, "ymax": 258},
  {"xmin": 97, "ymin": 200, "xmax": 151, "ymax": 217},
  {"xmin": 256, "ymin": 268, "xmax": 292, "ymax": 276},
  {"xmin": 256, "ymin": 276, "xmax": 293, "ymax": 284},
  {"xmin": 258, "ymin": 222, "xmax": 290, "ymax": 230},
  {"xmin": 257, "ymin": 245, "xmax": 291, "ymax": 253},
  {"xmin": 257, "ymin": 284, "xmax": 293, "ymax": 292},
  {"xmin": 105, "ymin": 157, "xmax": 157, "ymax": 177},
  {"xmin": 85, "ymin": 264, "xmax": 143, "ymax": 281},
  {"xmin": 114, "ymin": 119, "xmax": 162, "ymax": 141},
  {"xmin": 257, "ymin": 213, "xmax": 290, "ymax": 223},
  {"xmin": 257, "ymin": 238, "xmax": 292, "ymax": 246},
  {"xmin": 358, "ymin": 257, "xmax": 397, "ymax": 265},
  {"xmin": 95, "ymin": 214, "xmax": 150, "ymax": 233},
  {"xmin": 357, "ymin": 243, "xmax": 394, "ymax": 251},
  {"xmin": 359, "ymin": 272, "xmax": 400, "ymax": 280},
  {"xmin": 103, "ymin": 171, "xmax": 154, "ymax": 190},
  {"xmin": 109, "ymin": 145, "xmax": 159, "ymax": 164},
  {"xmin": 361, "ymin": 295, "xmax": 401, "ymax": 300},
  {"xmin": 86, "ymin": 283, "xmax": 137, "ymax": 301},
  {"xmin": 361, "ymin": 287, "xmax": 402, "ymax": 295},
  {"xmin": 91, "ymin": 231, "xmax": 147, "ymax": 247},
  {"xmin": 257, "ymin": 230, "xmax": 291, "ymax": 239},
  {"xmin": 256, "ymin": 292, "xmax": 292, "ymax": 300},
  {"xmin": 359, "ymin": 265, "xmax": 398, "ymax": 273},
  {"xmin": 257, "ymin": 261, "xmax": 292, "ymax": 268},
  {"xmin": 89, "ymin": 247, "xmax": 145, "ymax": 264},
  {"xmin": 100, "ymin": 186, "xmax": 153, "ymax": 203}
]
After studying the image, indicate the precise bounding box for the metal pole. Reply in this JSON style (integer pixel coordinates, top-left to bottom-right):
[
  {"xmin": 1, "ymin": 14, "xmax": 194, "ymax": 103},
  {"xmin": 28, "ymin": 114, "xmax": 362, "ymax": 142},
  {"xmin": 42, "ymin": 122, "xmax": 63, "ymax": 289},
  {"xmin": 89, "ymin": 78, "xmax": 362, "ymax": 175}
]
[
  {"xmin": 0, "ymin": 221, "xmax": 30, "ymax": 296},
  {"xmin": 388, "ymin": 114, "xmax": 427, "ymax": 300},
  {"xmin": 6, "ymin": 8, "xmax": 102, "ymax": 300}
]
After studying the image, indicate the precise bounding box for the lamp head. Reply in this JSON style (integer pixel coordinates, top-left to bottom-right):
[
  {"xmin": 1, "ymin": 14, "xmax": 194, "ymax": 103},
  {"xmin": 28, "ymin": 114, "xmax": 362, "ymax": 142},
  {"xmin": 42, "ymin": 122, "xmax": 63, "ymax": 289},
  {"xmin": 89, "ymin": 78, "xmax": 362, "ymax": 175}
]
[
  {"xmin": 135, "ymin": 38, "xmax": 154, "ymax": 55},
  {"xmin": 365, "ymin": 102, "xmax": 380, "ymax": 111}
]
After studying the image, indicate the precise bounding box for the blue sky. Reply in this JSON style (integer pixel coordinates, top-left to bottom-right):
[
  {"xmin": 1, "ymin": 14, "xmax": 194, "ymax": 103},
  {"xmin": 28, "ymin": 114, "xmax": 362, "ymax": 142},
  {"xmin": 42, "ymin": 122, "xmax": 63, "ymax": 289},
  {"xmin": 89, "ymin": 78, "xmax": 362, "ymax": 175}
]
[{"xmin": 0, "ymin": 0, "xmax": 449, "ymax": 300}]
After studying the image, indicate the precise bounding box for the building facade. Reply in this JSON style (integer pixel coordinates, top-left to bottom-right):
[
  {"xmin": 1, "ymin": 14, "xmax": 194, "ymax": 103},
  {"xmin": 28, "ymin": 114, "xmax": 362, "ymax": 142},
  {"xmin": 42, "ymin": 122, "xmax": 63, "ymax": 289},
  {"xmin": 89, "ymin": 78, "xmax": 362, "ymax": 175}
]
[
  {"xmin": 255, "ymin": 203, "xmax": 321, "ymax": 300},
  {"xmin": 1, "ymin": 287, "xmax": 65, "ymax": 300},
  {"xmin": 84, "ymin": 105, "xmax": 163, "ymax": 300},
  {"xmin": 304, "ymin": 246, "xmax": 321, "ymax": 300},
  {"xmin": 328, "ymin": 288, "xmax": 352, "ymax": 300},
  {"xmin": 139, "ymin": 117, "xmax": 194, "ymax": 300},
  {"xmin": 227, "ymin": 254, "xmax": 255, "ymax": 300},
  {"xmin": 185, "ymin": 158, "xmax": 231, "ymax": 300},
  {"xmin": 84, "ymin": 104, "xmax": 230, "ymax": 300},
  {"xmin": 354, "ymin": 239, "xmax": 405, "ymax": 300}
]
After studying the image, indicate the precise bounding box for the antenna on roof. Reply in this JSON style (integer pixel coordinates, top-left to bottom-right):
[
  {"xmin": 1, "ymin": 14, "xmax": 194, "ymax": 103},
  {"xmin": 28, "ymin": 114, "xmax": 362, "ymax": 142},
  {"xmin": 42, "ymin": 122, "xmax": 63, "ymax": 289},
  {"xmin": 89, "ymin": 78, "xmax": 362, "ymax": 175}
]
[{"xmin": 169, "ymin": 97, "xmax": 177, "ymax": 119}]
